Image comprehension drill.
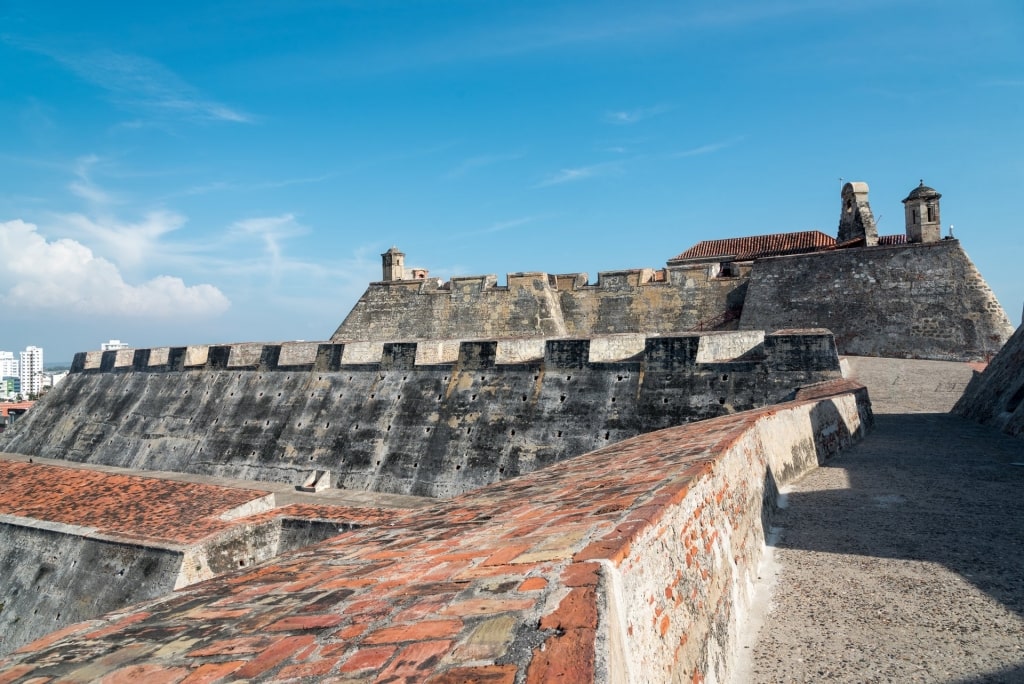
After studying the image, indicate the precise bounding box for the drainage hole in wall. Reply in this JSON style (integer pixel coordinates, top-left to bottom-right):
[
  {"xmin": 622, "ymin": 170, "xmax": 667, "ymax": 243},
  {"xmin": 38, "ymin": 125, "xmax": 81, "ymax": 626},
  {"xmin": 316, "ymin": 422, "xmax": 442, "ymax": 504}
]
[
  {"xmin": 402, "ymin": 375, "xmax": 407, "ymax": 381},
  {"xmin": 718, "ymin": 398, "xmax": 726, "ymax": 405},
  {"xmin": 298, "ymin": 422, "xmax": 303, "ymax": 428},
  {"xmin": 387, "ymin": 424, "xmax": 391, "ymax": 431},
  {"xmin": 604, "ymin": 431, "xmax": 610, "ymax": 440},
  {"xmin": 566, "ymin": 375, "xmax": 572, "ymax": 381},
  {"xmin": 466, "ymin": 427, "xmax": 472, "ymax": 435},
  {"xmin": 522, "ymin": 394, "xmax": 528, "ymax": 401},
  {"xmin": 560, "ymin": 395, "xmax": 566, "ymax": 402},
  {"xmin": 611, "ymin": 397, "xmax": 616, "ymax": 403},
  {"xmin": 663, "ymin": 398, "xmax": 669, "ymax": 404},
  {"xmin": 722, "ymin": 374, "xmax": 729, "ymax": 382},
  {"xmin": 370, "ymin": 393, "xmax": 375, "ymax": 399},
  {"xmin": 557, "ymin": 430, "xmax": 563, "ymax": 437},
  {"xmin": 425, "ymin": 427, "xmax": 431, "ymax": 433},
  {"xmin": 499, "ymin": 467, "xmax": 505, "ymax": 474},
  {"xmin": 456, "ymin": 464, "xmax": 461, "ymax": 470},
  {"xmin": 376, "ymin": 460, "xmax": 380, "ymax": 466},
  {"xmin": 472, "ymin": 394, "xmax": 477, "ymax": 400},
  {"xmin": 510, "ymin": 429, "xmax": 516, "ymax": 436},
  {"xmin": 277, "ymin": 392, "xmax": 282, "ymax": 397}
]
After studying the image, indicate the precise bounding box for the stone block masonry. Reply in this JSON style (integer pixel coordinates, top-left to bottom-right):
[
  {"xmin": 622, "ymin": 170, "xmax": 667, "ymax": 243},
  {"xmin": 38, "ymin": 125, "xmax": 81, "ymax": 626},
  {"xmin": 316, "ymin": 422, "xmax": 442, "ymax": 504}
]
[
  {"xmin": 0, "ymin": 381, "xmax": 871, "ymax": 683},
  {"xmin": 1, "ymin": 330, "xmax": 842, "ymax": 499},
  {"xmin": 740, "ymin": 240, "xmax": 1013, "ymax": 360},
  {"xmin": 954, "ymin": 320, "xmax": 1024, "ymax": 439},
  {"xmin": 334, "ymin": 240, "xmax": 1013, "ymax": 362}
]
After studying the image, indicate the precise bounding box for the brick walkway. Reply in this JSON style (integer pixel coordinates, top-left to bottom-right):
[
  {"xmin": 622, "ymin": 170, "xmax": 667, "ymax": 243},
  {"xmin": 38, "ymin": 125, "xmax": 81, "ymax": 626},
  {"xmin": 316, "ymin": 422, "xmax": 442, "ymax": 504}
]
[{"xmin": 745, "ymin": 413, "xmax": 1024, "ymax": 682}]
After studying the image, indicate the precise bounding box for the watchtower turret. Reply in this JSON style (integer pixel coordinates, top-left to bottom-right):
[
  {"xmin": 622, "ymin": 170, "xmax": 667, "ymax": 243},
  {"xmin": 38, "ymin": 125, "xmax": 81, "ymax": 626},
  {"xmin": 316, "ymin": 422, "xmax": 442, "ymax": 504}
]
[
  {"xmin": 381, "ymin": 246, "xmax": 406, "ymax": 281},
  {"xmin": 902, "ymin": 181, "xmax": 942, "ymax": 244}
]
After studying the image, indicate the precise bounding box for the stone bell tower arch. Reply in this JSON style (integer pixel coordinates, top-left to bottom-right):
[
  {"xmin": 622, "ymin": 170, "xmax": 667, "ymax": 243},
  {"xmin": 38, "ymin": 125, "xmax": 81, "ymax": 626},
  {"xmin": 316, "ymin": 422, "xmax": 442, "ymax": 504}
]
[{"xmin": 837, "ymin": 181, "xmax": 879, "ymax": 245}]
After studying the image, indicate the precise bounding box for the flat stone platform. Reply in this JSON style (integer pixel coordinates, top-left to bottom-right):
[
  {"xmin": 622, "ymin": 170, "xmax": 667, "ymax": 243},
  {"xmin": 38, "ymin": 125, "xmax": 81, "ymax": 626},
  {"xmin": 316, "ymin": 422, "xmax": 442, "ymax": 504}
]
[{"xmin": 744, "ymin": 413, "xmax": 1024, "ymax": 682}]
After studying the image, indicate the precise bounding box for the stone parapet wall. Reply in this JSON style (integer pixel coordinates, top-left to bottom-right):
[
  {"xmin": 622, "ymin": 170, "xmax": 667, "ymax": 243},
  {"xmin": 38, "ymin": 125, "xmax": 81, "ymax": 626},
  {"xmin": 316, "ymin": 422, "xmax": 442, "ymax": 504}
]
[
  {"xmin": 0, "ymin": 382, "xmax": 871, "ymax": 682},
  {"xmin": 4, "ymin": 331, "xmax": 842, "ymax": 499},
  {"xmin": 740, "ymin": 240, "xmax": 1014, "ymax": 360}
]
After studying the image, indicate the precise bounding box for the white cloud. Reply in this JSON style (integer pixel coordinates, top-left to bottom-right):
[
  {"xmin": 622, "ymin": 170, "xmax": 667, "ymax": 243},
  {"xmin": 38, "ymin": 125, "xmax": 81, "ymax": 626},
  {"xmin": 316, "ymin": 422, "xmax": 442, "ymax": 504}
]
[
  {"xmin": 16, "ymin": 42, "xmax": 251, "ymax": 124},
  {"xmin": 536, "ymin": 162, "xmax": 621, "ymax": 187},
  {"xmin": 603, "ymin": 105, "xmax": 671, "ymax": 125},
  {"xmin": 444, "ymin": 152, "xmax": 526, "ymax": 179},
  {"xmin": 0, "ymin": 219, "xmax": 229, "ymax": 317},
  {"xmin": 57, "ymin": 209, "xmax": 186, "ymax": 270},
  {"xmin": 671, "ymin": 136, "xmax": 745, "ymax": 158}
]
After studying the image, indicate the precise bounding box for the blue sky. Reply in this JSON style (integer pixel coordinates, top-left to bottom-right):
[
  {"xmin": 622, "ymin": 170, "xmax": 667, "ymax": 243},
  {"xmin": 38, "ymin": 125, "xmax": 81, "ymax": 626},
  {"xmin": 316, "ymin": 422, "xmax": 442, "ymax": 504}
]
[{"xmin": 1, "ymin": 0, "xmax": 1022, "ymax": 362}]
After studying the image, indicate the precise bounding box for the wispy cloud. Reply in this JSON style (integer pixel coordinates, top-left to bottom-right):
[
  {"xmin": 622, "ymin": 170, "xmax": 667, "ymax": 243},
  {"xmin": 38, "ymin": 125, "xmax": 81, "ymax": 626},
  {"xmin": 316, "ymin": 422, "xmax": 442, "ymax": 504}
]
[
  {"xmin": 536, "ymin": 161, "xmax": 621, "ymax": 187},
  {"xmin": 450, "ymin": 215, "xmax": 553, "ymax": 239},
  {"xmin": 604, "ymin": 105, "xmax": 671, "ymax": 125},
  {"xmin": 68, "ymin": 155, "xmax": 118, "ymax": 206},
  {"xmin": 229, "ymin": 214, "xmax": 309, "ymax": 284},
  {"xmin": 7, "ymin": 37, "xmax": 251, "ymax": 124},
  {"xmin": 444, "ymin": 152, "xmax": 525, "ymax": 179},
  {"xmin": 671, "ymin": 136, "xmax": 745, "ymax": 158},
  {"xmin": 0, "ymin": 219, "xmax": 229, "ymax": 317}
]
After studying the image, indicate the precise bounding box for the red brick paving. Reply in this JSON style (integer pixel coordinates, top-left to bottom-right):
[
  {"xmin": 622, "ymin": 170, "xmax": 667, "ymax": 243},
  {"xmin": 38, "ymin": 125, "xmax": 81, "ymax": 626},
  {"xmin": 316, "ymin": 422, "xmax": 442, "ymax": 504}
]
[{"xmin": 0, "ymin": 380, "xmax": 864, "ymax": 682}]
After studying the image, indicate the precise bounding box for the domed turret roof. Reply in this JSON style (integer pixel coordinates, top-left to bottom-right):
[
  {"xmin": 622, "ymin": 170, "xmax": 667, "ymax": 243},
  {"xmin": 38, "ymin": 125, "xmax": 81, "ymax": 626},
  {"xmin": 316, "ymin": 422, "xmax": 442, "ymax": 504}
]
[{"xmin": 903, "ymin": 180, "xmax": 941, "ymax": 202}]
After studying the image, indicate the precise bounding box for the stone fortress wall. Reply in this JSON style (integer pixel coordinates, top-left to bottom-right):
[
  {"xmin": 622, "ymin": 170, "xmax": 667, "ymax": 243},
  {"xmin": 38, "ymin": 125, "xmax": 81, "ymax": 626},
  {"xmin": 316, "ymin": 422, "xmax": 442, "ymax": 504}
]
[
  {"xmin": 334, "ymin": 182, "xmax": 1014, "ymax": 362},
  {"xmin": 954, "ymin": 319, "xmax": 1024, "ymax": 439},
  {"xmin": 739, "ymin": 239, "xmax": 1010, "ymax": 360},
  {"xmin": 2, "ymin": 330, "xmax": 841, "ymax": 499}
]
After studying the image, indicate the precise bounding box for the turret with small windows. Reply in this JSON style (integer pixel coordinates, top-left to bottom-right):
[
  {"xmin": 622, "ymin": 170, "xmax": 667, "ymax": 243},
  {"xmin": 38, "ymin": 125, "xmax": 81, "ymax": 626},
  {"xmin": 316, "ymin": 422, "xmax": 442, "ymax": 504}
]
[
  {"xmin": 381, "ymin": 246, "xmax": 406, "ymax": 281},
  {"xmin": 902, "ymin": 181, "xmax": 942, "ymax": 243}
]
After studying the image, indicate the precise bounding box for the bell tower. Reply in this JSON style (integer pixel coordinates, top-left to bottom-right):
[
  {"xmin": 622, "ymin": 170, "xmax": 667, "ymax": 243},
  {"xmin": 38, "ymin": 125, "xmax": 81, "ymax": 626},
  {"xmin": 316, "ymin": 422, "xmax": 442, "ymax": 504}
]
[
  {"xmin": 837, "ymin": 182, "xmax": 878, "ymax": 245},
  {"xmin": 902, "ymin": 181, "xmax": 942, "ymax": 244},
  {"xmin": 381, "ymin": 246, "xmax": 406, "ymax": 281}
]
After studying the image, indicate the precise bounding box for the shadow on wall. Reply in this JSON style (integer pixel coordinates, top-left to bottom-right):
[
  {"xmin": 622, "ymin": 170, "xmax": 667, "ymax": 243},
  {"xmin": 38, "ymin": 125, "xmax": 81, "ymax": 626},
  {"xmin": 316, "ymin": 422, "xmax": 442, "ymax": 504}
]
[{"xmin": 772, "ymin": 413, "xmax": 1024, "ymax": 621}]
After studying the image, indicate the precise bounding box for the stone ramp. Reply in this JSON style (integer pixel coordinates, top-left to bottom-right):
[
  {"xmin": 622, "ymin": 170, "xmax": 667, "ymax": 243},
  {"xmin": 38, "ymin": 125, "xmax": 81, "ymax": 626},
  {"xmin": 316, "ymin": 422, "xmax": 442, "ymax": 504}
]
[
  {"xmin": 842, "ymin": 356, "xmax": 980, "ymax": 414},
  {"xmin": 744, "ymin": 413, "xmax": 1024, "ymax": 682}
]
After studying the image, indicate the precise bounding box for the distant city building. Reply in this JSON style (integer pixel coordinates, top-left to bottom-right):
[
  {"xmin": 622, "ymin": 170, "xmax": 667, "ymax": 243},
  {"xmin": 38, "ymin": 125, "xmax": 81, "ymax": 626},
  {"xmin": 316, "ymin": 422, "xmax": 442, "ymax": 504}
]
[
  {"xmin": 101, "ymin": 340, "xmax": 130, "ymax": 351},
  {"xmin": 44, "ymin": 371, "xmax": 69, "ymax": 389},
  {"xmin": 19, "ymin": 346, "xmax": 43, "ymax": 397},
  {"xmin": 0, "ymin": 351, "xmax": 17, "ymax": 380},
  {"xmin": 0, "ymin": 377, "xmax": 18, "ymax": 401}
]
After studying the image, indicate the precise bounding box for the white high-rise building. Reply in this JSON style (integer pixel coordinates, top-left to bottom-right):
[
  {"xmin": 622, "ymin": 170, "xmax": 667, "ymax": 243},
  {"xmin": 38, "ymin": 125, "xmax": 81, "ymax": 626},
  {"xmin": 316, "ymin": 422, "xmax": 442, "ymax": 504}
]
[
  {"xmin": 0, "ymin": 351, "xmax": 17, "ymax": 400},
  {"xmin": 0, "ymin": 351, "xmax": 17, "ymax": 379},
  {"xmin": 101, "ymin": 339, "xmax": 129, "ymax": 351},
  {"xmin": 19, "ymin": 346, "xmax": 43, "ymax": 397}
]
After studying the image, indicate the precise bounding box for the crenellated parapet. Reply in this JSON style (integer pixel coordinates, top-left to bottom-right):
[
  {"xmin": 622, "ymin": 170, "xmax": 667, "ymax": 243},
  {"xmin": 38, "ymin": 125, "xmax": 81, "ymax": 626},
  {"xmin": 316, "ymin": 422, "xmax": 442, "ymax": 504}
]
[
  {"xmin": 71, "ymin": 330, "xmax": 839, "ymax": 376},
  {"xmin": 3, "ymin": 330, "xmax": 848, "ymax": 500}
]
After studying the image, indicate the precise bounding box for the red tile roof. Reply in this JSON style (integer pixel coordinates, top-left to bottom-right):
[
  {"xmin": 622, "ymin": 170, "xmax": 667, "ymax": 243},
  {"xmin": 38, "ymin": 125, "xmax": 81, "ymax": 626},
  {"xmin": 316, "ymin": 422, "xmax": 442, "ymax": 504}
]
[
  {"xmin": 670, "ymin": 230, "xmax": 836, "ymax": 262},
  {"xmin": 0, "ymin": 461, "xmax": 395, "ymax": 545},
  {"xmin": 878, "ymin": 234, "xmax": 907, "ymax": 246}
]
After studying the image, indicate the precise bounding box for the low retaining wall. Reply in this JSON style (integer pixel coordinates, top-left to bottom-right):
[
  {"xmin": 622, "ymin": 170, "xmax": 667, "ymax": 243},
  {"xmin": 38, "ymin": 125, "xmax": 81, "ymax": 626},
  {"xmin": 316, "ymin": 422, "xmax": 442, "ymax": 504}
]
[{"xmin": 0, "ymin": 381, "xmax": 871, "ymax": 682}]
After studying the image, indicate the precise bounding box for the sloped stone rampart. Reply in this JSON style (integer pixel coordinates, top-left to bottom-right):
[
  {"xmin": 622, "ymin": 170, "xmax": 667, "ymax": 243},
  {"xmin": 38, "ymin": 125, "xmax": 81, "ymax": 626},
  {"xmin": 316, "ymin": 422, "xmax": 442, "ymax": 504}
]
[
  {"xmin": 954, "ymin": 322, "xmax": 1024, "ymax": 439},
  {"xmin": 0, "ymin": 381, "xmax": 871, "ymax": 683},
  {"xmin": 0, "ymin": 331, "xmax": 841, "ymax": 499},
  {"xmin": 740, "ymin": 240, "xmax": 1013, "ymax": 360}
]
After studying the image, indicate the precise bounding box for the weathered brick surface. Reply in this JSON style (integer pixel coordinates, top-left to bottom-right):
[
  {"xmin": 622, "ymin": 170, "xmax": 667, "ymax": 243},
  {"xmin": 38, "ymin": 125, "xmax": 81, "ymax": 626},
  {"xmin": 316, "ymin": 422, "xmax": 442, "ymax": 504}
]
[{"xmin": 0, "ymin": 382, "xmax": 869, "ymax": 682}]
